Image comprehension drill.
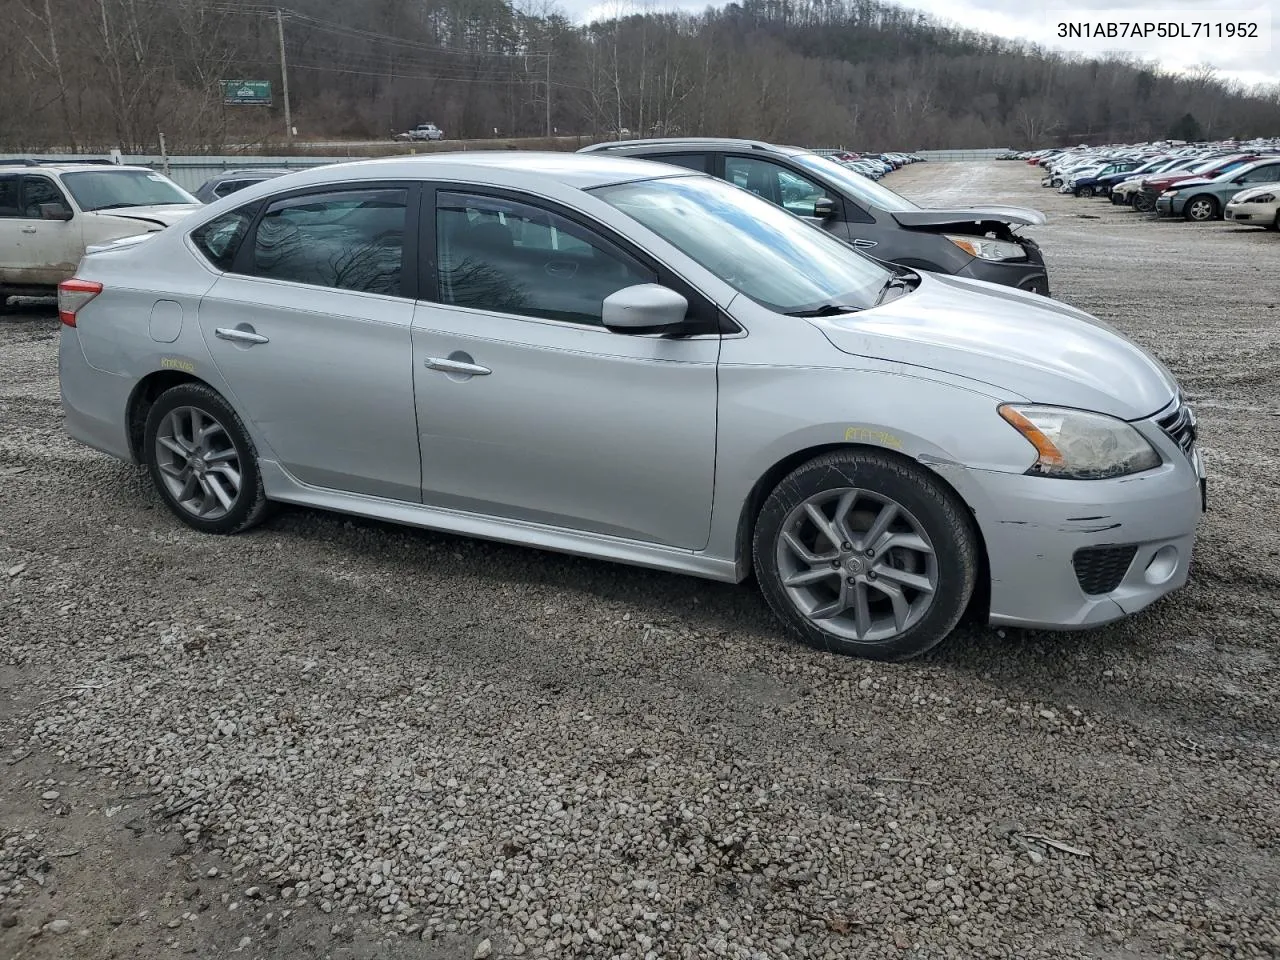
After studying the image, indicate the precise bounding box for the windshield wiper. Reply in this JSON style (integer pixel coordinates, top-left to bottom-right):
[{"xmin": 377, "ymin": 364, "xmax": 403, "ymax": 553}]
[
  {"xmin": 784, "ymin": 303, "xmax": 862, "ymax": 317},
  {"xmin": 875, "ymin": 267, "xmax": 921, "ymax": 305},
  {"xmin": 88, "ymin": 202, "xmax": 144, "ymax": 211}
]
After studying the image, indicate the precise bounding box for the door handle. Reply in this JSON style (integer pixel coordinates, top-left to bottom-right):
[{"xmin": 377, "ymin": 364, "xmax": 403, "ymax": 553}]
[
  {"xmin": 425, "ymin": 356, "xmax": 491, "ymax": 376},
  {"xmin": 215, "ymin": 326, "xmax": 270, "ymax": 345},
  {"xmin": 21, "ymin": 227, "xmax": 37, "ymax": 235},
  {"xmin": 851, "ymin": 238, "xmax": 877, "ymax": 248}
]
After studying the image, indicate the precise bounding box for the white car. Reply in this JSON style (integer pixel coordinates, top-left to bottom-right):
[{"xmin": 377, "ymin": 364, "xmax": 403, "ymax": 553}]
[
  {"xmin": 1224, "ymin": 184, "xmax": 1280, "ymax": 230},
  {"xmin": 0, "ymin": 163, "xmax": 202, "ymax": 309},
  {"xmin": 394, "ymin": 124, "xmax": 445, "ymax": 142}
]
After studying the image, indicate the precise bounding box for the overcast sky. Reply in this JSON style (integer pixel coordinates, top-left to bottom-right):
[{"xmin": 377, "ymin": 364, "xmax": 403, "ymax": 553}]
[{"xmin": 573, "ymin": 0, "xmax": 1279, "ymax": 89}]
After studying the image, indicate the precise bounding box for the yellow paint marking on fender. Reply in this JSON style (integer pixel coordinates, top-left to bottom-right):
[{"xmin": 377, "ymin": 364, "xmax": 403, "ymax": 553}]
[{"xmin": 844, "ymin": 426, "xmax": 903, "ymax": 448}]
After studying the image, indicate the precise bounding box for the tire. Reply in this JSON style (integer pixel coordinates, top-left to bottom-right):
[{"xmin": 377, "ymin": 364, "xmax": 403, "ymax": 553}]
[
  {"xmin": 1184, "ymin": 195, "xmax": 1219, "ymax": 222},
  {"xmin": 1270, "ymin": 212, "xmax": 1280, "ymax": 231},
  {"xmin": 143, "ymin": 383, "xmax": 271, "ymax": 535},
  {"xmin": 1076, "ymin": 185, "xmax": 1094, "ymax": 198},
  {"xmin": 752, "ymin": 450, "xmax": 979, "ymax": 661},
  {"xmin": 1133, "ymin": 193, "xmax": 1155, "ymax": 213}
]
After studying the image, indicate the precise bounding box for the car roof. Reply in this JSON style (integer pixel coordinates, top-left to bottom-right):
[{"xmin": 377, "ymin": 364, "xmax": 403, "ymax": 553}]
[
  {"xmin": 257, "ymin": 151, "xmax": 697, "ymax": 191},
  {"xmin": 579, "ymin": 137, "xmax": 809, "ymax": 158}
]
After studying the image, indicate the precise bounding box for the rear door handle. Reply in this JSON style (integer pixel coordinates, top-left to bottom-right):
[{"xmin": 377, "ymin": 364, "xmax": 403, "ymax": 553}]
[
  {"xmin": 215, "ymin": 326, "xmax": 270, "ymax": 345},
  {"xmin": 20, "ymin": 227, "xmax": 37, "ymax": 235},
  {"xmin": 425, "ymin": 356, "xmax": 491, "ymax": 376}
]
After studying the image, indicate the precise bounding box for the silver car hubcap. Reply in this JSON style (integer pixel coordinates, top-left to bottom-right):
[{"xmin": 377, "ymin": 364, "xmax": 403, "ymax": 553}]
[
  {"xmin": 1190, "ymin": 200, "xmax": 1212, "ymax": 220},
  {"xmin": 776, "ymin": 488, "xmax": 938, "ymax": 642},
  {"xmin": 155, "ymin": 406, "xmax": 242, "ymax": 520}
]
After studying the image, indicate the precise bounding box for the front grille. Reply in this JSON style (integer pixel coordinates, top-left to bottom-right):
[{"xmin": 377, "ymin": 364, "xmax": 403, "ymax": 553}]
[
  {"xmin": 1157, "ymin": 401, "xmax": 1197, "ymax": 460},
  {"xmin": 1073, "ymin": 545, "xmax": 1138, "ymax": 595}
]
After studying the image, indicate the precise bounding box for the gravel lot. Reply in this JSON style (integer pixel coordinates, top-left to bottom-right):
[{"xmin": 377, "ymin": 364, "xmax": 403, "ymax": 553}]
[{"xmin": 1, "ymin": 161, "xmax": 1278, "ymax": 960}]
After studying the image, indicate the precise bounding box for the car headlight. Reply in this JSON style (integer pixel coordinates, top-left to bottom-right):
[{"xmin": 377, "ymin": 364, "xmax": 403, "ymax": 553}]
[
  {"xmin": 945, "ymin": 235, "xmax": 1026, "ymax": 261},
  {"xmin": 1243, "ymin": 193, "xmax": 1275, "ymax": 204},
  {"xmin": 1161, "ymin": 189, "xmax": 1178, "ymax": 197},
  {"xmin": 998, "ymin": 404, "xmax": 1161, "ymax": 479}
]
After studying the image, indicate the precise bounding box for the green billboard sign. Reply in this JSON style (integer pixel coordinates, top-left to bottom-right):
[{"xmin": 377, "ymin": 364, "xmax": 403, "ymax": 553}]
[{"xmin": 222, "ymin": 81, "xmax": 272, "ymax": 106}]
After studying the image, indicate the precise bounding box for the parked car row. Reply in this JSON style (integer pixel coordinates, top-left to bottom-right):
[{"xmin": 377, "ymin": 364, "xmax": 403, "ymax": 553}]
[
  {"xmin": 812, "ymin": 150, "xmax": 925, "ymax": 181},
  {"xmin": 54, "ymin": 143, "xmax": 1204, "ymax": 663},
  {"xmin": 1020, "ymin": 140, "xmax": 1280, "ymax": 228}
]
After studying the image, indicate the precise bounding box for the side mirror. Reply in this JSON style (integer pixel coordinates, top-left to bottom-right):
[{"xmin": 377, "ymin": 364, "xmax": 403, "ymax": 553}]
[
  {"xmin": 40, "ymin": 202, "xmax": 72, "ymax": 221},
  {"xmin": 812, "ymin": 197, "xmax": 836, "ymax": 219},
  {"xmin": 602, "ymin": 283, "xmax": 688, "ymax": 335}
]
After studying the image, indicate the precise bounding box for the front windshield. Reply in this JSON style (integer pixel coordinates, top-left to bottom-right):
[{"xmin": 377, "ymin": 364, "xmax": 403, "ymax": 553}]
[
  {"xmin": 592, "ymin": 175, "xmax": 893, "ymax": 315},
  {"xmin": 61, "ymin": 170, "xmax": 196, "ymax": 212},
  {"xmin": 789, "ymin": 152, "xmax": 921, "ymax": 213}
]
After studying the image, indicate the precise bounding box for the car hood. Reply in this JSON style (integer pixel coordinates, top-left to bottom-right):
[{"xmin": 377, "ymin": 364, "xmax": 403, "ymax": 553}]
[
  {"xmin": 87, "ymin": 204, "xmax": 203, "ymax": 228},
  {"xmin": 891, "ymin": 205, "xmax": 1047, "ymax": 228},
  {"xmin": 810, "ymin": 272, "xmax": 1178, "ymax": 420},
  {"xmin": 1147, "ymin": 173, "xmax": 1213, "ymax": 190},
  {"xmin": 1166, "ymin": 177, "xmax": 1214, "ymax": 190}
]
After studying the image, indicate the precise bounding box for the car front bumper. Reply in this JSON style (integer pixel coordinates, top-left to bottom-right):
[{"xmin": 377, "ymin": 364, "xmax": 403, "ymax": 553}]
[
  {"xmin": 938, "ymin": 404, "xmax": 1205, "ymax": 631},
  {"xmin": 955, "ymin": 257, "xmax": 1050, "ymax": 297},
  {"xmin": 1155, "ymin": 195, "xmax": 1183, "ymax": 216},
  {"xmin": 1225, "ymin": 204, "xmax": 1272, "ymax": 223}
]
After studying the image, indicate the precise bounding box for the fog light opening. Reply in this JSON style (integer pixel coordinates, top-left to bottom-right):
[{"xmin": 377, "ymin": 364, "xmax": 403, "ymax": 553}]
[{"xmin": 1144, "ymin": 545, "xmax": 1179, "ymax": 585}]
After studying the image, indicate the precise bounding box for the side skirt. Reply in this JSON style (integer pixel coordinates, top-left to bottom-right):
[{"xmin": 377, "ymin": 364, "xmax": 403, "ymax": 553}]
[{"xmin": 258, "ymin": 460, "xmax": 744, "ymax": 584}]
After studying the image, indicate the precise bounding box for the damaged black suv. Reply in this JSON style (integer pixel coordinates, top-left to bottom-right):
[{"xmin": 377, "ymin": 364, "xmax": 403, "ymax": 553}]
[{"xmin": 579, "ymin": 138, "xmax": 1051, "ymax": 296}]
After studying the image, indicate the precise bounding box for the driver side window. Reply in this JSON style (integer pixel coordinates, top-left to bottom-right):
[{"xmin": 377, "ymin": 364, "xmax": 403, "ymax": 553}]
[
  {"xmin": 21, "ymin": 176, "xmax": 69, "ymax": 219},
  {"xmin": 434, "ymin": 191, "xmax": 657, "ymax": 327},
  {"xmin": 723, "ymin": 157, "xmax": 832, "ymax": 218}
]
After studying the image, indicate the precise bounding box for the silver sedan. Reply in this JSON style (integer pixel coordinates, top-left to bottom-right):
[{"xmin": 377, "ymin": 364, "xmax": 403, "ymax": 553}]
[{"xmin": 57, "ymin": 153, "xmax": 1206, "ymax": 660}]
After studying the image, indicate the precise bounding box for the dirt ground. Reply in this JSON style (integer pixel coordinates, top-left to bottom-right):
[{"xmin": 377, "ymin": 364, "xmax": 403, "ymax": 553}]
[{"xmin": 1, "ymin": 161, "xmax": 1278, "ymax": 960}]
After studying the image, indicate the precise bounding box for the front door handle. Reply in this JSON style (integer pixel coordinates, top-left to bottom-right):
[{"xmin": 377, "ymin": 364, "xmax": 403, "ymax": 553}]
[
  {"xmin": 21, "ymin": 226, "xmax": 37, "ymax": 235},
  {"xmin": 851, "ymin": 238, "xmax": 877, "ymax": 248},
  {"xmin": 215, "ymin": 326, "xmax": 270, "ymax": 345},
  {"xmin": 425, "ymin": 356, "xmax": 491, "ymax": 376}
]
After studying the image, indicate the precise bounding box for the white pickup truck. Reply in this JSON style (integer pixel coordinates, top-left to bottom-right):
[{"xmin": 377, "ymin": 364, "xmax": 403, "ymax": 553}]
[
  {"xmin": 394, "ymin": 123, "xmax": 445, "ymax": 142},
  {"xmin": 0, "ymin": 163, "xmax": 202, "ymax": 310}
]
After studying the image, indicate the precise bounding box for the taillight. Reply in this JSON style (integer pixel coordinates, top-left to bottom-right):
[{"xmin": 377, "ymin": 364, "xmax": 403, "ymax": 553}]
[{"xmin": 57, "ymin": 278, "xmax": 103, "ymax": 327}]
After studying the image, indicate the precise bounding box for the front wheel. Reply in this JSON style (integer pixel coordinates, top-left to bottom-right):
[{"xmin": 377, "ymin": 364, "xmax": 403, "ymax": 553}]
[
  {"xmin": 1133, "ymin": 193, "xmax": 1155, "ymax": 213},
  {"xmin": 1184, "ymin": 195, "xmax": 1219, "ymax": 222},
  {"xmin": 1076, "ymin": 185, "xmax": 1095, "ymax": 198},
  {"xmin": 752, "ymin": 450, "xmax": 979, "ymax": 661},
  {"xmin": 143, "ymin": 383, "xmax": 271, "ymax": 535}
]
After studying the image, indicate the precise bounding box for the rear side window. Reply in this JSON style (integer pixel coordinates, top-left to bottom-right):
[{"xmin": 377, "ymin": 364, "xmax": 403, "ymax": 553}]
[
  {"xmin": 191, "ymin": 207, "xmax": 255, "ymax": 271},
  {"xmin": 213, "ymin": 180, "xmax": 251, "ymax": 198},
  {"xmin": 249, "ymin": 188, "xmax": 407, "ymax": 296},
  {"xmin": 0, "ymin": 176, "xmax": 19, "ymax": 217}
]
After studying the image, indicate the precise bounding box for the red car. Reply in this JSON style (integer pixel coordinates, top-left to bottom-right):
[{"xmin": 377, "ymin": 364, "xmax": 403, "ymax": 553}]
[{"xmin": 1134, "ymin": 154, "xmax": 1261, "ymax": 212}]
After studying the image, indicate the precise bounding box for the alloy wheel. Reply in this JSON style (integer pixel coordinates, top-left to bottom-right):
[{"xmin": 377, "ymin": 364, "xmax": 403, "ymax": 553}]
[
  {"xmin": 1187, "ymin": 198, "xmax": 1216, "ymax": 221},
  {"xmin": 154, "ymin": 406, "xmax": 243, "ymax": 521},
  {"xmin": 775, "ymin": 488, "xmax": 938, "ymax": 643}
]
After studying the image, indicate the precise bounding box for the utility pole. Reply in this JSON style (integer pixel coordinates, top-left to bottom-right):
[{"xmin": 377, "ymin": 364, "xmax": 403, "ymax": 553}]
[
  {"xmin": 545, "ymin": 46, "xmax": 552, "ymax": 138},
  {"xmin": 276, "ymin": 8, "xmax": 293, "ymax": 138}
]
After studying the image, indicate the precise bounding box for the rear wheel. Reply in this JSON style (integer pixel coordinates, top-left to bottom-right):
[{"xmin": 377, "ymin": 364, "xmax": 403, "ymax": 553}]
[
  {"xmin": 143, "ymin": 383, "xmax": 271, "ymax": 535},
  {"xmin": 752, "ymin": 450, "xmax": 979, "ymax": 661},
  {"xmin": 1184, "ymin": 195, "xmax": 1219, "ymax": 222}
]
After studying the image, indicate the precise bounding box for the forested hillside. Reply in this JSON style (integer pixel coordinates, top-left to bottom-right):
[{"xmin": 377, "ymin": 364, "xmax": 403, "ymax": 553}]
[{"xmin": 2, "ymin": 0, "xmax": 1277, "ymax": 152}]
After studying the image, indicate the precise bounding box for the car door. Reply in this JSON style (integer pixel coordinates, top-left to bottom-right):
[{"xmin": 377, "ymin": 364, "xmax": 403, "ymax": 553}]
[
  {"xmin": 411, "ymin": 187, "xmax": 719, "ymax": 550},
  {"xmin": 195, "ymin": 183, "xmax": 422, "ymax": 502},
  {"xmin": 0, "ymin": 174, "xmax": 82, "ymax": 286}
]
